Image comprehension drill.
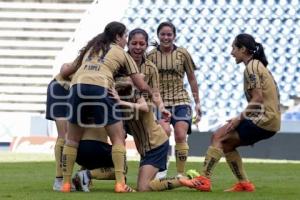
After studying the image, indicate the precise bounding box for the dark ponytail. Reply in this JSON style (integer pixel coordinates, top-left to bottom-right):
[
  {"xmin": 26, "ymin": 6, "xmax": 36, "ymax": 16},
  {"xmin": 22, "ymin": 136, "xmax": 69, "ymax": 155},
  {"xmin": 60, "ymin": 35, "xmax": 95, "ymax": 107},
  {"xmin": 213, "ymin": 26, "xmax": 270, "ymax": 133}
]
[
  {"xmin": 75, "ymin": 21, "xmax": 126, "ymax": 69},
  {"xmin": 235, "ymin": 33, "xmax": 268, "ymax": 67},
  {"xmin": 150, "ymin": 40, "xmax": 159, "ymax": 48},
  {"xmin": 253, "ymin": 42, "xmax": 268, "ymax": 67}
]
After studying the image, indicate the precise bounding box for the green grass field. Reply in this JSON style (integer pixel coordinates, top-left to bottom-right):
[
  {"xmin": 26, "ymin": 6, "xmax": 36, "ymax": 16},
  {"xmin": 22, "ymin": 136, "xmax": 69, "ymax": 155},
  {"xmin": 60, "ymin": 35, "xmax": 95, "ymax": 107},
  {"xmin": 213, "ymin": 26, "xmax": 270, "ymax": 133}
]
[{"xmin": 0, "ymin": 159, "xmax": 300, "ymax": 200}]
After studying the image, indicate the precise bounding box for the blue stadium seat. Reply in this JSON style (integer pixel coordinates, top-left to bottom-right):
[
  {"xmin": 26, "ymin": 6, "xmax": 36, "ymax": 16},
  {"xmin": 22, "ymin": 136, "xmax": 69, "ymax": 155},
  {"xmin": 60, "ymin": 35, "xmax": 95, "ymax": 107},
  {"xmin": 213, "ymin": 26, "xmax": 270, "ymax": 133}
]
[{"xmin": 122, "ymin": 0, "xmax": 300, "ymax": 118}]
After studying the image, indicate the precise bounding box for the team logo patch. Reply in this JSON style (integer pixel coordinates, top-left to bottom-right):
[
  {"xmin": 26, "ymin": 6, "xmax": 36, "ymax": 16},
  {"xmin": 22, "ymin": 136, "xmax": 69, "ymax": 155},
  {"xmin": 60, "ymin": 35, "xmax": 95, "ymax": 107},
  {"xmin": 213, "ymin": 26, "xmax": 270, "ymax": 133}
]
[
  {"xmin": 249, "ymin": 74, "xmax": 257, "ymax": 82},
  {"xmin": 175, "ymin": 60, "xmax": 181, "ymax": 65},
  {"xmin": 175, "ymin": 59, "xmax": 183, "ymax": 68}
]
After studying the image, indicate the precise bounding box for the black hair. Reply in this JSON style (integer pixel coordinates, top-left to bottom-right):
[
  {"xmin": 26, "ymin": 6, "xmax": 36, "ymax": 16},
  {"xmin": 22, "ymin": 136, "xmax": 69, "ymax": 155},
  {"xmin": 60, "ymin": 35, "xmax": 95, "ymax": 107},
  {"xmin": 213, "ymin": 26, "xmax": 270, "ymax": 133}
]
[
  {"xmin": 116, "ymin": 84, "xmax": 133, "ymax": 98},
  {"xmin": 75, "ymin": 21, "xmax": 126, "ymax": 69},
  {"xmin": 234, "ymin": 33, "xmax": 268, "ymax": 67},
  {"xmin": 128, "ymin": 28, "xmax": 149, "ymax": 46},
  {"xmin": 157, "ymin": 21, "xmax": 176, "ymax": 36},
  {"xmin": 150, "ymin": 22, "xmax": 177, "ymax": 48}
]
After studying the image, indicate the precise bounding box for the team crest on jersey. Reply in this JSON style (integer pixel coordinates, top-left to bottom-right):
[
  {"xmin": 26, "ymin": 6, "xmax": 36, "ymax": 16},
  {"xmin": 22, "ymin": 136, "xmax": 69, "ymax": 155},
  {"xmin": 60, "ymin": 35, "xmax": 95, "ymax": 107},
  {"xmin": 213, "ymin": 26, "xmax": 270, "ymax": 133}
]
[
  {"xmin": 175, "ymin": 59, "xmax": 183, "ymax": 68},
  {"xmin": 249, "ymin": 74, "xmax": 257, "ymax": 82},
  {"xmin": 175, "ymin": 60, "xmax": 181, "ymax": 65}
]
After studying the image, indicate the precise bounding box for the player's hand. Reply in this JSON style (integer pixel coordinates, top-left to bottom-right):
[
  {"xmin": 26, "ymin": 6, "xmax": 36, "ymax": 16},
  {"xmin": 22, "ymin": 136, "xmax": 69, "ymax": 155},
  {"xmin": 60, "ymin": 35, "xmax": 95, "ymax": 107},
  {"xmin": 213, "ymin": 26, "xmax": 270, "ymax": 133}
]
[
  {"xmin": 194, "ymin": 103, "xmax": 202, "ymax": 124},
  {"xmin": 161, "ymin": 108, "xmax": 171, "ymax": 122},
  {"xmin": 225, "ymin": 116, "xmax": 241, "ymax": 133},
  {"xmin": 108, "ymin": 89, "xmax": 121, "ymax": 103}
]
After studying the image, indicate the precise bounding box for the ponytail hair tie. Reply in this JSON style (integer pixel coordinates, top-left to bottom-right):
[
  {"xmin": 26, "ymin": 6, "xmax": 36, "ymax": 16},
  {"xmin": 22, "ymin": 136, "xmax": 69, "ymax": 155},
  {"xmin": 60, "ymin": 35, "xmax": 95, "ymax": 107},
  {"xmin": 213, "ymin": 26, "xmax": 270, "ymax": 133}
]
[{"xmin": 255, "ymin": 43, "xmax": 260, "ymax": 52}]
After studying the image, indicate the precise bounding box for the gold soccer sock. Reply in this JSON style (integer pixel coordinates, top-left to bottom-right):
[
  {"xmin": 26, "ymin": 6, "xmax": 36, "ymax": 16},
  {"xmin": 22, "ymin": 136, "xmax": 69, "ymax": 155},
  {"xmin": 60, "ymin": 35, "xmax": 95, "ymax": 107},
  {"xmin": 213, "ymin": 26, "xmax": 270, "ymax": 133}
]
[
  {"xmin": 149, "ymin": 177, "xmax": 181, "ymax": 191},
  {"xmin": 90, "ymin": 167, "xmax": 115, "ymax": 180},
  {"xmin": 225, "ymin": 150, "xmax": 248, "ymax": 182},
  {"xmin": 62, "ymin": 144, "xmax": 77, "ymax": 184},
  {"xmin": 54, "ymin": 137, "xmax": 65, "ymax": 178},
  {"xmin": 202, "ymin": 146, "xmax": 223, "ymax": 178},
  {"xmin": 175, "ymin": 143, "xmax": 189, "ymax": 175},
  {"xmin": 112, "ymin": 144, "xmax": 126, "ymax": 184}
]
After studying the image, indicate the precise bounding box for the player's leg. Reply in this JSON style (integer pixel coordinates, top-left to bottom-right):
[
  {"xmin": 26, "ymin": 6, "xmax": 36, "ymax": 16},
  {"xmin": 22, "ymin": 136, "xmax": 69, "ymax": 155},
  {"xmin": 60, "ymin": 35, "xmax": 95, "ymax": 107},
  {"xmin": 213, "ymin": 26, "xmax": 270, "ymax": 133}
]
[
  {"xmin": 174, "ymin": 121, "xmax": 189, "ymax": 177},
  {"xmin": 74, "ymin": 140, "xmax": 115, "ymax": 192},
  {"xmin": 138, "ymin": 165, "xmax": 159, "ymax": 191},
  {"xmin": 179, "ymin": 125, "xmax": 229, "ymax": 191},
  {"xmin": 139, "ymin": 140, "xmax": 182, "ymax": 191},
  {"xmin": 224, "ymin": 120, "xmax": 275, "ymax": 192},
  {"xmin": 46, "ymin": 79, "xmax": 69, "ymax": 191},
  {"xmin": 61, "ymin": 122, "xmax": 84, "ymax": 192},
  {"xmin": 172, "ymin": 105, "xmax": 192, "ymax": 177},
  {"xmin": 53, "ymin": 119, "xmax": 67, "ymax": 191},
  {"xmin": 105, "ymin": 121, "xmax": 135, "ymax": 193},
  {"xmin": 138, "ymin": 140, "xmax": 167, "ymax": 191},
  {"xmin": 154, "ymin": 119, "xmax": 171, "ymax": 179}
]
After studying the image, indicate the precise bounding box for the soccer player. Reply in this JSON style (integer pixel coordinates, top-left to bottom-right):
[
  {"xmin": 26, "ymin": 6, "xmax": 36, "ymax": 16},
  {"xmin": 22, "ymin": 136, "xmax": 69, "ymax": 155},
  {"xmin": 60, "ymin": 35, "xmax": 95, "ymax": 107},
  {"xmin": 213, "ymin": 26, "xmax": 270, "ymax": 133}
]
[
  {"xmin": 180, "ymin": 33, "xmax": 281, "ymax": 192},
  {"xmin": 127, "ymin": 28, "xmax": 171, "ymax": 131},
  {"xmin": 72, "ymin": 127, "xmax": 116, "ymax": 192},
  {"xmin": 72, "ymin": 76, "xmax": 150, "ymax": 192},
  {"xmin": 113, "ymin": 79, "xmax": 184, "ymax": 192},
  {"xmin": 119, "ymin": 28, "xmax": 182, "ymax": 191},
  {"xmin": 147, "ymin": 22, "xmax": 201, "ymax": 178},
  {"xmin": 45, "ymin": 62, "xmax": 75, "ymax": 191},
  {"xmin": 60, "ymin": 21, "xmax": 153, "ymax": 193}
]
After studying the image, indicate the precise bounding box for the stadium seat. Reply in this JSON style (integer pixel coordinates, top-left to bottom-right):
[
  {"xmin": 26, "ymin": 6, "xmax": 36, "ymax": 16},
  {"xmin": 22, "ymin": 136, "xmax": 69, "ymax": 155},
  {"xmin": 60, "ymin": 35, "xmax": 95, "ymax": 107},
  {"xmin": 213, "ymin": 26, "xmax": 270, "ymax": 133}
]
[{"xmin": 0, "ymin": 0, "xmax": 93, "ymax": 113}]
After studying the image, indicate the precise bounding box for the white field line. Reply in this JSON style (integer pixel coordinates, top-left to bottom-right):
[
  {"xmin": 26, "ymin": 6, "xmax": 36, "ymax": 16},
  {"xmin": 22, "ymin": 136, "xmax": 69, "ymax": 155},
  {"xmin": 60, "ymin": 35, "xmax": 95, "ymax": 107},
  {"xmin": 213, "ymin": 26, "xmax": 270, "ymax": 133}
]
[{"xmin": 0, "ymin": 152, "xmax": 299, "ymax": 164}]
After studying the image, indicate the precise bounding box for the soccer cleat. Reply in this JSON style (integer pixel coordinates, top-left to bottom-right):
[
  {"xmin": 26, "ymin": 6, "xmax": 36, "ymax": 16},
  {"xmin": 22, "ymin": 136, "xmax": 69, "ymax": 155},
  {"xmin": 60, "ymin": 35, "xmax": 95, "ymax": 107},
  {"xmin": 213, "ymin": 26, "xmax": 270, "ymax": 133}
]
[
  {"xmin": 154, "ymin": 169, "xmax": 168, "ymax": 180},
  {"xmin": 74, "ymin": 170, "xmax": 90, "ymax": 192},
  {"xmin": 53, "ymin": 177, "xmax": 63, "ymax": 191},
  {"xmin": 179, "ymin": 175, "xmax": 211, "ymax": 192},
  {"xmin": 114, "ymin": 183, "xmax": 136, "ymax": 193},
  {"xmin": 176, "ymin": 173, "xmax": 184, "ymax": 178},
  {"xmin": 224, "ymin": 181, "xmax": 255, "ymax": 192},
  {"xmin": 61, "ymin": 182, "xmax": 71, "ymax": 193}
]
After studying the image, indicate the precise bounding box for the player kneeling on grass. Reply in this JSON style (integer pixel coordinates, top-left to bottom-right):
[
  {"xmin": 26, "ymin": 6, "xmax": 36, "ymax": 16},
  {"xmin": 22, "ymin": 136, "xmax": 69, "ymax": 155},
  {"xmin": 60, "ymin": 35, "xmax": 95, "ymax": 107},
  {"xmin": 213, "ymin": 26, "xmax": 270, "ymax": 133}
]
[
  {"xmin": 180, "ymin": 33, "xmax": 281, "ymax": 192},
  {"xmin": 112, "ymin": 78, "xmax": 187, "ymax": 192},
  {"xmin": 71, "ymin": 127, "xmax": 119, "ymax": 192}
]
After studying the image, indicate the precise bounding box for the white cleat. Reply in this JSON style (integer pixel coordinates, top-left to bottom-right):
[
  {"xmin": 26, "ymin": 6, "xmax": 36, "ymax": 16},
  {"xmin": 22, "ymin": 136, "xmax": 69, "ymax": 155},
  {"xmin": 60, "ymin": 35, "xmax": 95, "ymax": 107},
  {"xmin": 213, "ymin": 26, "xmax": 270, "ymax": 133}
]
[
  {"xmin": 176, "ymin": 173, "xmax": 184, "ymax": 178},
  {"xmin": 53, "ymin": 177, "xmax": 76, "ymax": 192},
  {"xmin": 75, "ymin": 170, "xmax": 90, "ymax": 192},
  {"xmin": 155, "ymin": 169, "xmax": 168, "ymax": 180},
  {"xmin": 53, "ymin": 177, "xmax": 62, "ymax": 191}
]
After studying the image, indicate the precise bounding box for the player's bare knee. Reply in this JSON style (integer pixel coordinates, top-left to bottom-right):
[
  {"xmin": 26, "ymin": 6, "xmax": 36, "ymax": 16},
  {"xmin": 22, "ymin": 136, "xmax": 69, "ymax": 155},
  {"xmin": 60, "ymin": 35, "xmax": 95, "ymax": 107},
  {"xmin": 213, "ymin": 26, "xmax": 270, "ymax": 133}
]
[
  {"xmin": 221, "ymin": 139, "xmax": 236, "ymax": 153},
  {"xmin": 175, "ymin": 135, "xmax": 186, "ymax": 143}
]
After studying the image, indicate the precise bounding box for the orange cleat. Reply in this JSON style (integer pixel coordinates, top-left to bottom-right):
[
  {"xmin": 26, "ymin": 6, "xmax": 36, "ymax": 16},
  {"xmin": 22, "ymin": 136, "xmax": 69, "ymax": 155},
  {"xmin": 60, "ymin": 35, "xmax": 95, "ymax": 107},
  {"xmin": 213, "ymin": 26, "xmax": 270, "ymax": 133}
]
[
  {"xmin": 179, "ymin": 176, "xmax": 211, "ymax": 192},
  {"xmin": 114, "ymin": 183, "xmax": 136, "ymax": 193},
  {"xmin": 61, "ymin": 182, "xmax": 71, "ymax": 193},
  {"xmin": 224, "ymin": 181, "xmax": 255, "ymax": 192}
]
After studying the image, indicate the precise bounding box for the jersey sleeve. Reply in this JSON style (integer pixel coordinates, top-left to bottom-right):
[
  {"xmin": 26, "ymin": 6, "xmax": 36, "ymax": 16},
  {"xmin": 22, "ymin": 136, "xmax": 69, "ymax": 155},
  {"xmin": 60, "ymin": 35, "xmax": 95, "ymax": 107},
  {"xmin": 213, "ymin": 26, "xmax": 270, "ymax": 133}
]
[
  {"xmin": 245, "ymin": 60, "xmax": 263, "ymax": 90},
  {"xmin": 124, "ymin": 52, "xmax": 140, "ymax": 75},
  {"xmin": 150, "ymin": 63, "xmax": 160, "ymax": 89},
  {"xmin": 183, "ymin": 48, "xmax": 196, "ymax": 73}
]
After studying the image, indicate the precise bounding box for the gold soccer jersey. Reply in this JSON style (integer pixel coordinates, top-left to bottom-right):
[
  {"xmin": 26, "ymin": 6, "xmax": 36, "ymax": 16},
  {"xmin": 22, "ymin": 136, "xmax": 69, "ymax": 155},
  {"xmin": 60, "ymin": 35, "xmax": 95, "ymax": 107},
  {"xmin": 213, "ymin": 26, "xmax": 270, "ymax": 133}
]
[
  {"xmin": 244, "ymin": 59, "xmax": 281, "ymax": 132},
  {"xmin": 81, "ymin": 127, "xmax": 109, "ymax": 143},
  {"xmin": 147, "ymin": 45, "xmax": 196, "ymax": 106},
  {"xmin": 138, "ymin": 58, "xmax": 160, "ymax": 102},
  {"xmin": 121, "ymin": 88, "xmax": 168, "ymax": 156},
  {"xmin": 71, "ymin": 43, "xmax": 139, "ymax": 89},
  {"xmin": 126, "ymin": 108, "xmax": 168, "ymax": 156}
]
